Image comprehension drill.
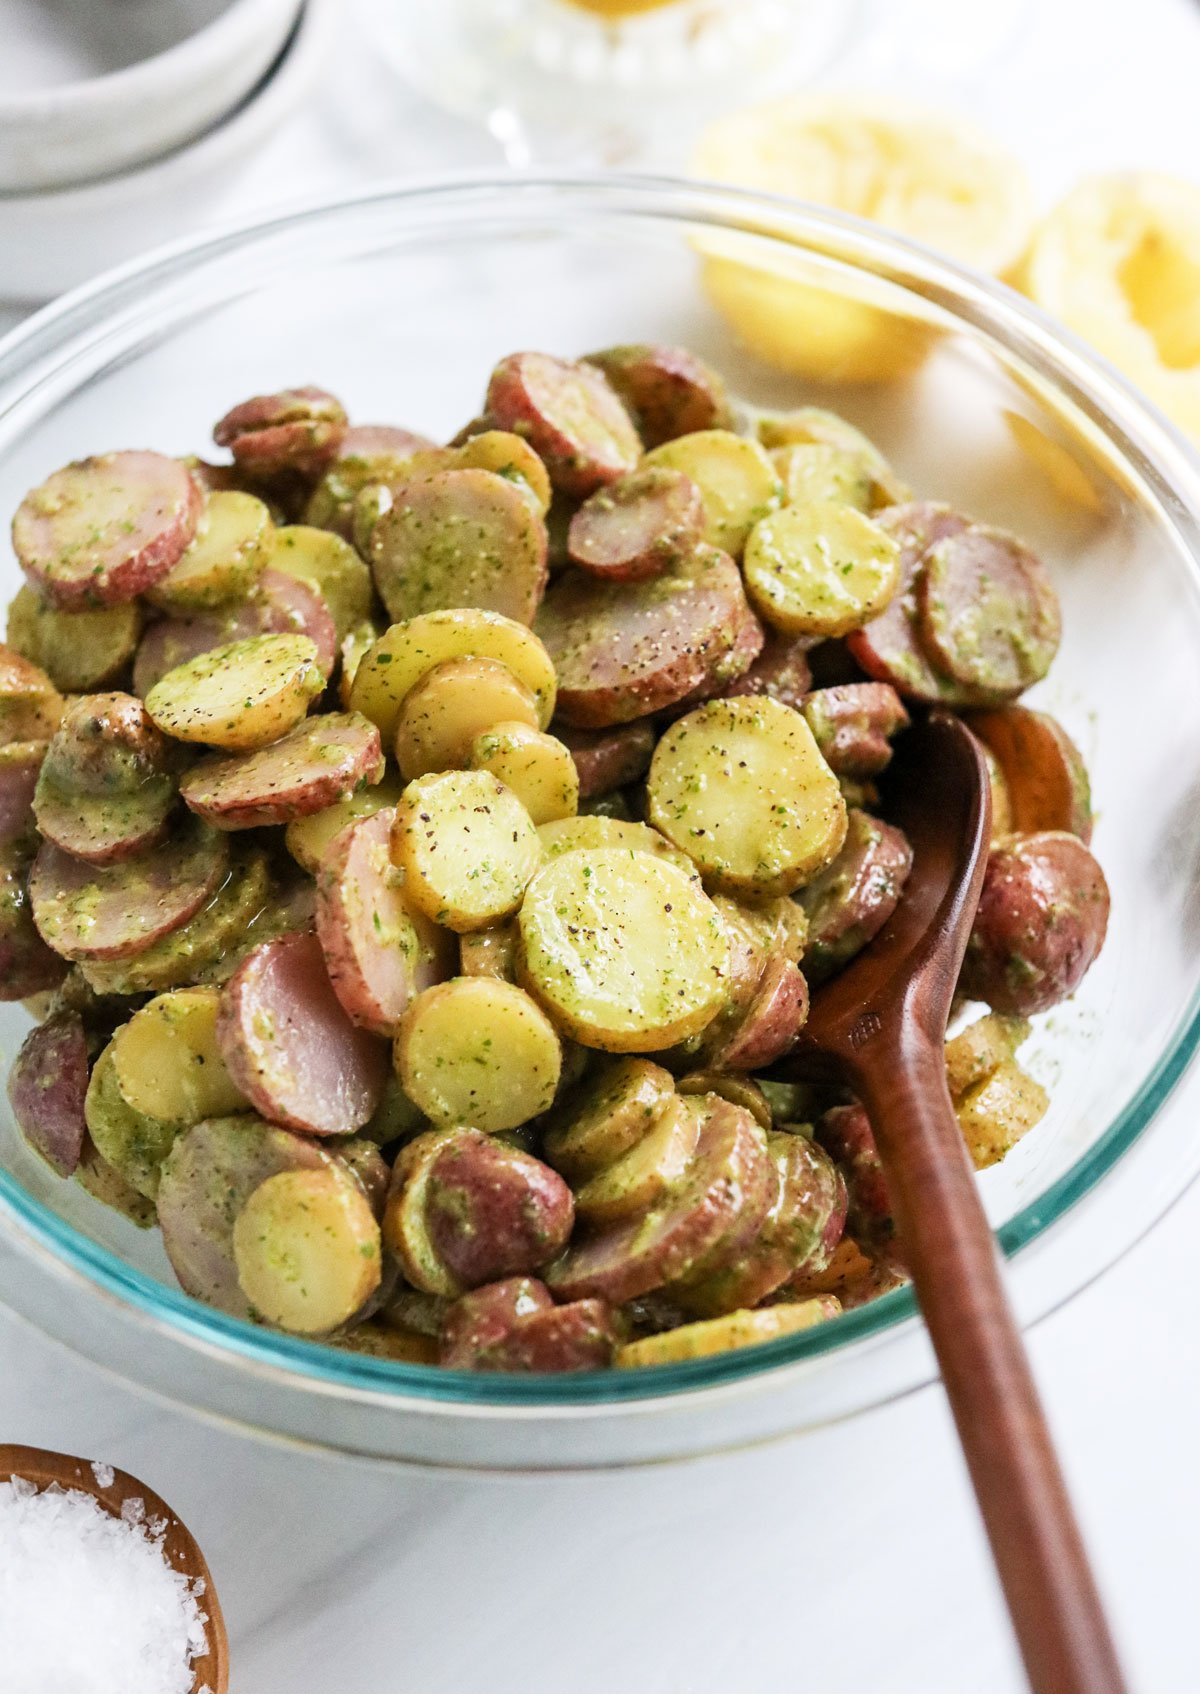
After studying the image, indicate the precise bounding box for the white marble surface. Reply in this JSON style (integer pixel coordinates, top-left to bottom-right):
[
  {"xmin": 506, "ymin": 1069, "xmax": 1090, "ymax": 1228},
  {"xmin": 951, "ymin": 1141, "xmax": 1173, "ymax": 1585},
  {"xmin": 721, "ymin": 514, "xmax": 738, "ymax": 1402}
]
[{"xmin": 3, "ymin": 1, "xmax": 1200, "ymax": 1688}]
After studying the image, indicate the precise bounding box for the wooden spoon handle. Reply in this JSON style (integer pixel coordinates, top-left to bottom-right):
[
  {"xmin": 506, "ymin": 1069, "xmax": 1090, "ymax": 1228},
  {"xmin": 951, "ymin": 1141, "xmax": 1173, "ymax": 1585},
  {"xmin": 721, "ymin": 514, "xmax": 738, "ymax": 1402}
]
[{"xmin": 856, "ymin": 1041, "xmax": 1127, "ymax": 1694}]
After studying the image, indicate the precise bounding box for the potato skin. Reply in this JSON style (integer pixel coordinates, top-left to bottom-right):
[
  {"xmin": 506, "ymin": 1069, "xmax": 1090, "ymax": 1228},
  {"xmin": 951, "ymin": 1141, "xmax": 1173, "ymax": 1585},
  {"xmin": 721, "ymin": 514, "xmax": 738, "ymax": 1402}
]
[
  {"xmin": 959, "ymin": 831, "xmax": 1110, "ymax": 1016},
  {"xmin": 8, "ymin": 1011, "xmax": 89, "ymax": 1177},
  {"xmin": 417, "ymin": 1128, "xmax": 575, "ymax": 1288}
]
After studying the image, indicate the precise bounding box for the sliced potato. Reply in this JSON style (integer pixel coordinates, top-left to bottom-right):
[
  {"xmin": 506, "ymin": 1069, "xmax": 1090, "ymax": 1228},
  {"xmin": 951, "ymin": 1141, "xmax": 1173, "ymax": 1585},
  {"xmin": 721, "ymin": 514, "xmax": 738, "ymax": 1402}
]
[
  {"xmin": 391, "ymin": 768, "xmax": 541, "ymax": 932},
  {"xmin": 574, "ymin": 1093, "xmax": 700, "ymax": 1224},
  {"xmin": 945, "ymin": 1012, "xmax": 1032, "ymax": 1100},
  {"xmin": 616, "ymin": 1297, "xmax": 840, "ymax": 1366},
  {"xmin": 0, "ymin": 646, "xmax": 61, "ymax": 742},
  {"xmin": 955, "ymin": 1058, "xmax": 1048, "ymax": 1171},
  {"xmin": 74, "ymin": 1140, "xmax": 156, "ymax": 1228},
  {"xmin": 743, "ymin": 501, "xmax": 900, "ymax": 638},
  {"xmin": 338, "ymin": 619, "xmax": 381, "ymax": 709},
  {"xmin": 233, "ymin": 1164, "xmax": 382, "ymax": 1334},
  {"xmin": 518, "ymin": 847, "xmax": 729, "ymax": 1051},
  {"xmin": 382, "ymin": 1128, "xmax": 463, "ymax": 1295},
  {"xmin": 453, "ymin": 429, "xmax": 552, "ymax": 512},
  {"xmin": 269, "ymin": 524, "xmax": 373, "ymax": 641},
  {"xmin": 7, "ymin": 584, "xmax": 142, "ymax": 693},
  {"xmin": 641, "ymin": 429, "xmax": 781, "ymax": 555},
  {"xmin": 459, "ymin": 923, "xmax": 518, "ymax": 983},
  {"xmin": 284, "ymin": 772, "xmax": 404, "ymax": 873},
  {"xmin": 395, "ymin": 657, "xmax": 539, "ymax": 779},
  {"xmin": 145, "ymin": 632, "xmax": 323, "ymax": 750},
  {"xmin": 648, "ymin": 697, "xmax": 848, "ymax": 897},
  {"xmin": 84, "ymin": 1042, "xmax": 178, "ymax": 1199},
  {"xmin": 349, "ymin": 608, "xmax": 557, "ymax": 746},
  {"xmin": 543, "ymin": 1056, "xmax": 675, "ymax": 1179},
  {"xmin": 470, "ymin": 722, "xmax": 579, "ymax": 825},
  {"xmin": 112, "ymin": 986, "xmax": 246, "ymax": 1127},
  {"xmin": 677, "ymin": 1070, "xmax": 773, "ymax": 1132},
  {"xmin": 537, "ymin": 812, "xmax": 695, "ymax": 875},
  {"xmin": 773, "ymin": 442, "xmax": 874, "ymax": 511},
  {"xmin": 396, "ymin": 977, "xmax": 562, "ymax": 1133},
  {"xmin": 146, "ymin": 491, "xmax": 273, "ymax": 612},
  {"xmin": 757, "ymin": 407, "xmax": 909, "ymax": 505}
]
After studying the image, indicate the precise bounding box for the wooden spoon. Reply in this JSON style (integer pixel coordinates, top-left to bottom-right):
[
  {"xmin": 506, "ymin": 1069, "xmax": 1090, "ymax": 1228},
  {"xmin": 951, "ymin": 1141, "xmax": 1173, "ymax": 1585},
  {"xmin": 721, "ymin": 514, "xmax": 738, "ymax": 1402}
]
[
  {"xmin": 792, "ymin": 711, "xmax": 1126, "ymax": 1694},
  {"xmin": 0, "ymin": 1443, "xmax": 228, "ymax": 1694}
]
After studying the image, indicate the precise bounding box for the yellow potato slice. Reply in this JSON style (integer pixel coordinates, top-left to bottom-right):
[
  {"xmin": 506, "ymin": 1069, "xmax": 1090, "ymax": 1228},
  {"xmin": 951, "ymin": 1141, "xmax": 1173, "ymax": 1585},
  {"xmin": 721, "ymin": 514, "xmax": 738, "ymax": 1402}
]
[
  {"xmin": 147, "ymin": 491, "xmax": 273, "ymax": 612},
  {"xmin": 349, "ymin": 608, "xmax": 557, "ymax": 746},
  {"xmin": 945, "ymin": 1012, "xmax": 1032, "ymax": 1100},
  {"xmin": 470, "ymin": 721, "xmax": 579, "ymax": 825},
  {"xmin": 756, "ymin": 408, "xmax": 909, "ymax": 505},
  {"xmin": 574, "ymin": 1093, "xmax": 701, "ymax": 1223},
  {"xmin": 0, "ymin": 647, "xmax": 61, "ymax": 742},
  {"xmin": 395, "ymin": 657, "xmax": 539, "ymax": 779},
  {"xmin": 1020, "ymin": 173, "xmax": 1200, "ymax": 444},
  {"xmin": 641, "ymin": 430, "xmax": 781, "ymax": 556},
  {"xmin": 284, "ymin": 771, "xmax": 404, "ymax": 873},
  {"xmin": 145, "ymin": 632, "xmax": 323, "ymax": 750},
  {"xmin": 542, "ymin": 1056, "xmax": 675, "ymax": 1179},
  {"xmin": 7, "ymin": 584, "xmax": 142, "ymax": 692},
  {"xmin": 454, "ymin": 429, "xmax": 552, "ymax": 513},
  {"xmin": 954, "ymin": 1058, "xmax": 1049, "ymax": 1171},
  {"xmin": 772, "ymin": 443, "xmax": 874, "ymax": 512},
  {"xmin": 233, "ymin": 1164, "xmax": 382, "ymax": 1335},
  {"xmin": 648, "ymin": 697, "xmax": 847, "ymax": 897},
  {"xmin": 74, "ymin": 1139, "xmax": 156, "ymax": 1228},
  {"xmin": 459, "ymin": 923, "xmax": 518, "ymax": 983},
  {"xmin": 112, "ymin": 987, "xmax": 246, "ymax": 1127},
  {"xmin": 537, "ymin": 813, "xmax": 695, "ymax": 876},
  {"xmin": 677, "ymin": 1071, "xmax": 773, "ymax": 1132},
  {"xmin": 84, "ymin": 1043, "xmax": 177, "ymax": 1200},
  {"xmin": 383, "ymin": 1128, "xmax": 463, "ymax": 1296},
  {"xmin": 518, "ymin": 847, "xmax": 729, "ymax": 1052},
  {"xmin": 396, "ymin": 977, "xmax": 562, "ymax": 1133},
  {"xmin": 391, "ymin": 768, "xmax": 541, "ymax": 932},
  {"xmin": 617, "ymin": 1298, "xmax": 841, "ymax": 1366},
  {"xmin": 694, "ymin": 96, "xmax": 1031, "ymax": 382},
  {"xmin": 268, "ymin": 523, "xmax": 374, "ymax": 641},
  {"xmin": 338, "ymin": 619, "xmax": 381, "ymax": 710},
  {"xmin": 743, "ymin": 501, "xmax": 900, "ymax": 637}
]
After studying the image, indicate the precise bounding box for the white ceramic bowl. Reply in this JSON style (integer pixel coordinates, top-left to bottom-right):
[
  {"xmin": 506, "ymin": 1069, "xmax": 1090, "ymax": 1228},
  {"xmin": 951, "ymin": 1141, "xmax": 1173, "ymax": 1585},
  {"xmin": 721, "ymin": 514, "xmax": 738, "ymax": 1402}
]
[
  {"xmin": 0, "ymin": 0, "xmax": 326, "ymax": 303},
  {"xmin": 0, "ymin": 0, "xmax": 303, "ymax": 193}
]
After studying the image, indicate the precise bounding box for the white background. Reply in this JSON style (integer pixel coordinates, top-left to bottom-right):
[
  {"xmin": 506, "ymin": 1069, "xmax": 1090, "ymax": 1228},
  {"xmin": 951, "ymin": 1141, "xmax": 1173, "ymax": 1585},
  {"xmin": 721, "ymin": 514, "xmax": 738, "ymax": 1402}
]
[{"xmin": 2, "ymin": 2, "xmax": 1200, "ymax": 1689}]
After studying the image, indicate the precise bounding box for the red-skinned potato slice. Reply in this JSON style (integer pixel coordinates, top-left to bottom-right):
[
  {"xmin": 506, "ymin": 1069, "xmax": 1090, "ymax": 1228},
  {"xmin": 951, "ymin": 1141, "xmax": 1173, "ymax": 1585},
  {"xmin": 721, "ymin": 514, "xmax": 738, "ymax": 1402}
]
[
  {"xmin": 316, "ymin": 808, "xmax": 453, "ymax": 1034},
  {"xmin": 29, "ymin": 817, "xmax": 228, "ymax": 961},
  {"xmin": 554, "ymin": 720, "xmax": 655, "ymax": 800},
  {"xmin": 462, "ymin": 1301, "xmax": 619, "ymax": 1372},
  {"xmin": 917, "ymin": 526, "xmax": 1060, "ymax": 700},
  {"xmin": 545, "ymin": 1097, "xmax": 769, "ymax": 1304},
  {"xmin": 437, "ymin": 1276, "xmax": 553, "ymax": 1366},
  {"xmin": 8, "ymin": 1011, "xmax": 89, "ymax": 1176},
  {"xmin": 420, "ymin": 1129, "xmax": 575, "ymax": 1288},
  {"xmin": 133, "ymin": 566, "xmax": 336, "ymax": 696},
  {"xmin": 710, "ymin": 955, "xmax": 810, "ymax": 1071},
  {"xmin": 213, "ymin": 385, "xmax": 347, "ymax": 480},
  {"xmin": 33, "ymin": 693, "xmax": 179, "ymax": 866},
  {"xmin": 960, "ymin": 831, "xmax": 1110, "ymax": 1017},
  {"xmin": 0, "ymin": 853, "xmax": 68, "ymax": 998},
  {"xmin": 968, "ymin": 706, "xmax": 1092, "ymax": 843},
  {"xmin": 0, "ymin": 742, "xmax": 45, "ymax": 851},
  {"xmin": 13, "ymin": 452, "xmax": 201, "ymax": 609},
  {"xmin": 180, "ymin": 712, "xmax": 384, "ymax": 831},
  {"xmin": 585, "ymin": 343, "xmax": 732, "ymax": 447},
  {"xmin": 217, "ymin": 930, "xmax": 389, "ymax": 1136},
  {"xmin": 718, "ymin": 629, "xmax": 814, "ymax": 712},
  {"xmin": 816, "ymin": 1102, "xmax": 896, "ymax": 1252},
  {"xmin": 368, "ymin": 467, "xmax": 548, "ymax": 626},
  {"xmin": 567, "ymin": 466, "xmax": 704, "ymax": 581},
  {"xmin": 802, "ymin": 682, "xmax": 909, "ymax": 776},
  {"xmin": 157, "ymin": 1114, "xmax": 335, "ymax": 1317},
  {"xmin": 486, "ymin": 352, "xmax": 641, "ymax": 497},
  {"xmin": 34, "ymin": 780, "xmax": 174, "ymax": 867},
  {"xmin": 800, "ymin": 809, "xmax": 914, "ymax": 985},
  {"xmin": 673, "ymin": 1132, "xmax": 846, "ymax": 1316},
  {"xmin": 846, "ymin": 502, "xmax": 972, "ymax": 704},
  {"xmin": 536, "ymin": 546, "xmax": 754, "ymax": 727},
  {"xmin": 664, "ymin": 594, "xmax": 765, "ymax": 716}
]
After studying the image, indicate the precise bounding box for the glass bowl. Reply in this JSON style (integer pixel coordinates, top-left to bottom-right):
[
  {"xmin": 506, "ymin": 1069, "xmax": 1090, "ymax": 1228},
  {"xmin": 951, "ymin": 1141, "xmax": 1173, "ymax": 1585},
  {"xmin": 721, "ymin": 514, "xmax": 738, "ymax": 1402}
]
[{"xmin": 2, "ymin": 175, "xmax": 1199, "ymax": 1470}]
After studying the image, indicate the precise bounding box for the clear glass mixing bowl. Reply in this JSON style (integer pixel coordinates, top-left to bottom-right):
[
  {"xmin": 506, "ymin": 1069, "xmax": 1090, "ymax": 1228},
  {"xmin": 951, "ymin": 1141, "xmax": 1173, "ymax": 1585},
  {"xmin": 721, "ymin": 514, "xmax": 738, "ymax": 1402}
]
[{"xmin": 2, "ymin": 176, "xmax": 1199, "ymax": 1469}]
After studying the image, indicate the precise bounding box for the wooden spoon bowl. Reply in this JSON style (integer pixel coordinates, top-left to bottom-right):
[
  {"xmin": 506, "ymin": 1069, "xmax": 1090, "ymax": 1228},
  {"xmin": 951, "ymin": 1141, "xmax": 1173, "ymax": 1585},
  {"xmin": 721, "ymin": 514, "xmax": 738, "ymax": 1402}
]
[{"xmin": 0, "ymin": 1443, "xmax": 228, "ymax": 1694}]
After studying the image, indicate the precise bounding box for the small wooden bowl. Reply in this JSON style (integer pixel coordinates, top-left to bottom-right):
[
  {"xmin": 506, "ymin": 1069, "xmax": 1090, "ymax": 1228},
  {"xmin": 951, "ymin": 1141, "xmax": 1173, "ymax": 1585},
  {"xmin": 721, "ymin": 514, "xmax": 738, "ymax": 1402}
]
[{"xmin": 0, "ymin": 1444, "xmax": 228, "ymax": 1694}]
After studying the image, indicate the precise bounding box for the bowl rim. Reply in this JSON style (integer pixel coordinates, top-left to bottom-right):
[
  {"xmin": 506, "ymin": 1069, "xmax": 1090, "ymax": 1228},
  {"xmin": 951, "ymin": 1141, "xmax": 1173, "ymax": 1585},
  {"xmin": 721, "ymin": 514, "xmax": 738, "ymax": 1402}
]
[
  {"xmin": 3, "ymin": 169, "xmax": 1200, "ymax": 1417},
  {"xmin": 0, "ymin": 0, "xmax": 303, "ymax": 121}
]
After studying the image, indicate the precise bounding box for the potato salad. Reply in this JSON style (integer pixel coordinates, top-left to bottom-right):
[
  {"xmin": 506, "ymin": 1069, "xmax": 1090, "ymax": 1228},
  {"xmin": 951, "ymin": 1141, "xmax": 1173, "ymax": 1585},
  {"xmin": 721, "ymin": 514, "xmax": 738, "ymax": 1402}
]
[{"xmin": 2, "ymin": 345, "xmax": 1109, "ymax": 1371}]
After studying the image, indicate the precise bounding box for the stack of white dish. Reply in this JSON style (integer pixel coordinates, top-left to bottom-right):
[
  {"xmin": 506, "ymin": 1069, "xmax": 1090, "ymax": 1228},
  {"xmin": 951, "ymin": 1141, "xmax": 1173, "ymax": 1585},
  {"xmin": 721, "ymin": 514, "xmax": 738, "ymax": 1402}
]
[{"xmin": 0, "ymin": 0, "xmax": 327, "ymax": 302}]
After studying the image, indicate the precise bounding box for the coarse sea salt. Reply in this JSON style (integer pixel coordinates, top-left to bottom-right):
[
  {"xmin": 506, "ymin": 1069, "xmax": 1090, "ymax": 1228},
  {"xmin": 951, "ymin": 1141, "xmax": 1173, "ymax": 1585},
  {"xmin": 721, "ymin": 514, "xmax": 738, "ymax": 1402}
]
[{"xmin": 0, "ymin": 1474, "xmax": 209, "ymax": 1694}]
